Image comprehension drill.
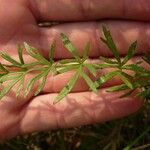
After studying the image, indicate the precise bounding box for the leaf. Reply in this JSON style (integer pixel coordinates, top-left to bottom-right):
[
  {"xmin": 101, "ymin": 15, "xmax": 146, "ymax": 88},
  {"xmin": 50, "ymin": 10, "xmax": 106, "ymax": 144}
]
[
  {"xmin": 21, "ymin": 62, "xmax": 41, "ymax": 68},
  {"xmin": 95, "ymin": 71, "xmax": 119, "ymax": 88},
  {"xmin": 123, "ymin": 64, "xmax": 147, "ymax": 73},
  {"xmin": 97, "ymin": 63, "xmax": 119, "ymax": 69},
  {"xmin": 18, "ymin": 44, "xmax": 24, "ymax": 64},
  {"xmin": 138, "ymin": 88, "xmax": 150, "ymax": 99},
  {"xmin": 100, "ymin": 56, "xmax": 118, "ymax": 64},
  {"xmin": 0, "ymin": 63, "xmax": 8, "ymax": 72},
  {"xmin": 24, "ymin": 68, "xmax": 50, "ymax": 97},
  {"xmin": 60, "ymin": 33, "xmax": 80, "ymax": 61},
  {"xmin": 82, "ymin": 72, "xmax": 97, "ymax": 93},
  {"xmin": 0, "ymin": 72, "xmax": 24, "ymax": 83},
  {"xmin": 57, "ymin": 64, "xmax": 79, "ymax": 74},
  {"xmin": 143, "ymin": 54, "xmax": 150, "ymax": 65},
  {"xmin": 82, "ymin": 42, "xmax": 90, "ymax": 61},
  {"xmin": 49, "ymin": 41, "xmax": 56, "ymax": 64},
  {"xmin": 122, "ymin": 41, "xmax": 137, "ymax": 65},
  {"xmin": 118, "ymin": 72, "xmax": 133, "ymax": 89},
  {"xmin": 16, "ymin": 76, "xmax": 25, "ymax": 97},
  {"xmin": 24, "ymin": 42, "xmax": 50, "ymax": 65},
  {"xmin": 0, "ymin": 74, "xmax": 23, "ymax": 100},
  {"xmin": 85, "ymin": 64, "xmax": 97, "ymax": 77},
  {"xmin": 101, "ymin": 25, "xmax": 121, "ymax": 64},
  {"xmin": 0, "ymin": 52, "xmax": 21, "ymax": 67},
  {"xmin": 107, "ymin": 84, "xmax": 129, "ymax": 92},
  {"xmin": 54, "ymin": 66, "xmax": 82, "ymax": 104},
  {"xmin": 34, "ymin": 75, "xmax": 48, "ymax": 96},
  {"xmin": 59, "ymin": 59, "xmax": 77, "ymax": 64}
]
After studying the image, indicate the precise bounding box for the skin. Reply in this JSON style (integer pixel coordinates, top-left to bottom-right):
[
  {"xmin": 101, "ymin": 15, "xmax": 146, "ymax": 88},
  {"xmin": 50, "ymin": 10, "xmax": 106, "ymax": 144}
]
[{"xmin": 0, "ymin": 0, "xmax": 150, "ymax": 140}]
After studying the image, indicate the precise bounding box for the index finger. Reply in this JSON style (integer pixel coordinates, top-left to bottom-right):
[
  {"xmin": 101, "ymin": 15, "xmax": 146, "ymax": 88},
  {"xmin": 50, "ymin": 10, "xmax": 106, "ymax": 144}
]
[{"xmin": 29, "ymin": 0, "xmax": 150, "ymax": 21}]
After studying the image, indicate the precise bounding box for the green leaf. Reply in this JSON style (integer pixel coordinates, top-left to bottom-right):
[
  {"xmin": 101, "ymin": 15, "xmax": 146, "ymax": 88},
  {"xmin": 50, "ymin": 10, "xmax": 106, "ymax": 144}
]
[
  {"xmin": 0, "ymin": 52, "xmax": 21, "ymax": 67},
  {"xmin": 49, "ymin": 41, "xmax": 56, "ymax": 64},
  {"xmin": 34, "ymin": 74, "xmax": 49, "ymax": 96},
  {"xmin": 107, "ymin": 84, "xmax": 129, "ymax": 92},
  {"xmin": 95, "ymin": 70, "xmax": 119, "ymax": 88},
  {"xmin": 60, "ymin": 33, "xmax": 80, "ymax": 61},
  {"xmin": 21, "ymin": 62, "xmax": 41, "ymax": 68},
  {"xmin": 54, "ymin": 66, "xmax": 82, "ymax": 104},
  {"xmin": 0, "ymin": 74, "xmax": 23, "ymax": 100},
  {"xmin": 122, "ymin": 41, "xmax": 137, "ymax": 65},
  {"xmin": 0, "ymin": 63, "xmax": 8, "ymax": 72},
  {"xmin": 123, "ymin": 64, "xmax": 147, "ymax": 73},
  {"xmin": 138, "ymin": 88, "xmax": 150, "ymax": 99},
  {"xmin": 24, "ymin": 42, "xmax": 50, "ymax": 65},
  {"xmin": 100, "ymin": 56, "xmax": 118, "ymax": 64},
  {"xmin": 82, "ymin": 72, "xmax": 97, "ymax": 93},
  {"xmin": 82, "ymin": 42, "xmax": 90, "ymax": 61},
  {"xmin": 16, "ymin": 76, "xmax": 25, "ymax": 97},
  {"xmin": 85, "ymin": 64, "xmax": 97, "ymax": 77},
  {"xmin": 18, "ymin": 44, "xmax": 25, "ymax": 64},
  {"xmin": 97, "ymin": 63, "xmax": 119, "ymax": 69},
  {"xmin": 101, "ymin": 25, "xmax": 121, "ymax": 64},
  {"xmin": 57, "ymin": 64, "xmax": 79, "ymax": 74},
  {"xmin": 59, "ymin": 59, "xmax": 77, "ymax": 64},
  {"xmin": 118, "ymin": 72, "xmax": 133, "ymax": 89},
  {"xmin": 24, "ymin": 68, "xmax": 50, "ymax": 97},
  {"xmin": 143, "ymin": 54, "xmax": 150, "ymax": 64},
  {"xmin": 0, "ymin": 72, "xmax": 24, "ymax": 83}
]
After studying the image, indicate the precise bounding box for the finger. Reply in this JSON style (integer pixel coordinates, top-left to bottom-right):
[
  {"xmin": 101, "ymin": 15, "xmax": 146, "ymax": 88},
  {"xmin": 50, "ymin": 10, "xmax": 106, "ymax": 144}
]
[
  {"xmin": 2, "ymin": 21, "xmax": 150, "ymax": 59},
  {"xmin": 39, "ymin": 21, "xmax": 150, "ymax": 59},
  {"xmin": 29, "ymin": 0, "xmax": 150, "ymax": 21},
  {"xmin": 19, "ymin": 88, "xmax": 142, "ymax": 135}
]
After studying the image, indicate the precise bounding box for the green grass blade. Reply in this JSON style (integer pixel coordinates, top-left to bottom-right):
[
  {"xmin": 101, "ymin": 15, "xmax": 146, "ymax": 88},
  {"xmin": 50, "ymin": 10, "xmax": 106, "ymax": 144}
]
[
  {"xmin": 57, "ymin": 64, "xmax": 79, "ymax": 74},
  {"xmin": 122, "ymin": 64, "xmax": 148, "ymax": 73},
  {"xmin": 95, "ymin": 71, "xmax": 119, "ymax": 88},
  {"xmin": 85, "ymin": 64, "xmax": 97, "ymax": 77},
  {"xmin": 54, "ymin": 66, "xmax": 82, "ymax": 104},
  {"xmin": 122, "ymin": 41, "xmax": 137, "ymax": 65},
  {"xmin": 49, "ymin": 41, "xmax": 56, "ymax": 63},
  {"xmin": 97, "ymin": 63, "xmax": 119, "ymax": 69},
  {"xmin": 0, "ymin": 72, "xmax": 24, "ymax": 83},
  {"xmin": 106, "ymin": 84, "xmax": 129, "ymax": 92},
  {"xmin": 18, "ymin": 44, "xmax": 25, "ymax": 64},
  {"xmin": 82, "ymin": 42, "xmax": 90, "ymax": 61},
  {"xmin": 60, "ymin": 33, "xmax": 80, "ymax": 61},
  {"xmin": 82, "ymin": 72, "xmax": 97, "ymax": 93},
  {"xmin": 0, "ymin": 63, "xmax": 8, "ymax": 72},
  {"xmin": 1, "ymin": 53, "xmax": 21, "ymax": 67},
  {"xmin": 0, "ymin": 75, "xmax": 23, "ymax": 100},
  {"xmin": 143, "ymin": 54, "xmax": 150, "ymax": 64},
  {"xmin": 59, "ymin": 59, "xmax": 77, "ymax": 64},
  {"xmin": 101, "ymin": 25, "xmax": 121, "ymax": 64},
  {"xmin": 24, "ymin": 42, "xmax": 50, "ymax": 65},
  {"xmin": 118, "ymin": 72, "xmax": 133, "ymax": 89},
  {"xmin": 16, "ymin": 76, "xmax": 25, "ymax": 97},
  {"xmin": 123, "ymin": 126, "xmax": 150, "ymax": 150},
  {"xmin": 138, "ymin": 88, "xmax": 150, "ymax": 99},
  {"xmin": 24, "ymin": 69, "xmax": 48, "ymax": 97},
  {"xmin": 100, "ymin": 56, "xmax": 118, "ymax": 64},
  {"xmin": 34, "ymin": 67, "xmax": 51, "ymax": 96}
]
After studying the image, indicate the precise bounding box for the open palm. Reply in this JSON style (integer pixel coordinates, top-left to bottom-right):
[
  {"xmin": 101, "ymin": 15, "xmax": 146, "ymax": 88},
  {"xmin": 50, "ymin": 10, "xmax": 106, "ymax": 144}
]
[{"xmin": 0, "ymin": 0, "xmax": 150, "ymax": 139}]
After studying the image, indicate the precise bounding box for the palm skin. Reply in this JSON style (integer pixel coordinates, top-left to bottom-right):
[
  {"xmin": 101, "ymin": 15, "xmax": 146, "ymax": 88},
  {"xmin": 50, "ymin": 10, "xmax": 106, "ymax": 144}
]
[{"xmin": 0, "ymin": 0, "xmax": 150, "ymax": 140}]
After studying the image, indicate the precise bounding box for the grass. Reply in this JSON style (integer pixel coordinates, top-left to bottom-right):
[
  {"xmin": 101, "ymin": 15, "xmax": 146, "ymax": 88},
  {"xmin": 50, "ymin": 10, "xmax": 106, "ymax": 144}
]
[{"xmin": 0, "ymin": 102, "xmax": 149, "ymax": 150}]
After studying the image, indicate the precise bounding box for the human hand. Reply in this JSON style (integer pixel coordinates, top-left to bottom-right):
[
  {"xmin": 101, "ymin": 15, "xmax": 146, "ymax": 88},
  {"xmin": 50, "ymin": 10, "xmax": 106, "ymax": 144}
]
[{"xmin": 0, "ymin": 0, "xmax": 149, "ymax": 140}]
